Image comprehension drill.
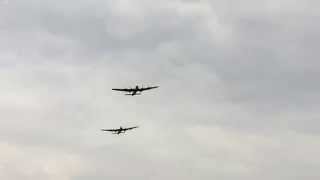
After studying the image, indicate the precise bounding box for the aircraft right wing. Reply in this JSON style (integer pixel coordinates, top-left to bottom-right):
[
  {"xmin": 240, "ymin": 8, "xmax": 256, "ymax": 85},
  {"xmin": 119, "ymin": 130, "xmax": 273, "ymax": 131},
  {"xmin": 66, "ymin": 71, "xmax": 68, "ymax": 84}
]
[
  {"xmin": 123, "ymin": 126, "xmax": 139, "ymax": 131},
  {"xmin": 140, "ymin": 86, "xmax": 159, "ymax": 91}
]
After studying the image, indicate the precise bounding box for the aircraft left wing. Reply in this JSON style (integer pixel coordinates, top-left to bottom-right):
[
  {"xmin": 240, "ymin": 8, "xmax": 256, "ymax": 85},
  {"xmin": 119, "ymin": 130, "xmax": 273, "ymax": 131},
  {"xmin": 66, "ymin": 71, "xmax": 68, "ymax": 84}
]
[
  {"xmin": 112, "ymin": 88, "xmax": 133, "ymax": 92},
  {"xmin": 101, "ymin": 129, "xmax": 118, "ymax": 132}
]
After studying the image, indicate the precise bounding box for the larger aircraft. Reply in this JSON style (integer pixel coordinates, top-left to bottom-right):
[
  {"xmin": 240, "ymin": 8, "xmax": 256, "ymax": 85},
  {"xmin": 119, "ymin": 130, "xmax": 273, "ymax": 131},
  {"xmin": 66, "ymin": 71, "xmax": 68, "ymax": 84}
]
[
  {"xmin": 112, "ymin": 85, "xmax": 159, "ymax": 96},
  {"xmin": 101, "ymin": 126, "xmax": 139, "ymax": 135}
]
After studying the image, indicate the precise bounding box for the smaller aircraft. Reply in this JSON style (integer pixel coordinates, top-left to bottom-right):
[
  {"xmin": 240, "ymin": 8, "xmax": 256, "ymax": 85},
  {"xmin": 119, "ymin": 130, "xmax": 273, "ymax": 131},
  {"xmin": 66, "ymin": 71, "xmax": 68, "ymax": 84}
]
[
  {"xmin": 101, "ymin": 126, "xmax": 139, "ymax": 135},
  {"xmin": 112, "ymin": 85, "xmax": 159, "ymax": 96}
]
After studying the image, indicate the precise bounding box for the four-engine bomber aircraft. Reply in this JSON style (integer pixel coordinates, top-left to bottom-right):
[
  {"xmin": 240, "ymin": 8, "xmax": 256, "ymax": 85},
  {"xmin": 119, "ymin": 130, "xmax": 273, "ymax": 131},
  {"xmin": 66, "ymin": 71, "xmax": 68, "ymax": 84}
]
[
  {"xmin": 101, "ymin": 126, "xmax": 139, "ymax": 135},
  {"xmin": 104, "ymin": 84, "xmax": 158, "ymax": 135},
  {"xmin": 112, "ymin": 85, "xmax": 159, "ymax": 96}
]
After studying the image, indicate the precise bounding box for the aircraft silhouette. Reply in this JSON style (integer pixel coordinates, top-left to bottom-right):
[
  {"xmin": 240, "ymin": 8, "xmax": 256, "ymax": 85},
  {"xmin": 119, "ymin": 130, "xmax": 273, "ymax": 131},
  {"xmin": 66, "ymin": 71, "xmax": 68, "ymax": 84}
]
[
  {"xmin": 101, "ymin": 126, "xmax": 139, "ymax": 135},
  {"xmin": 112, "ymin": 85, "xmax": 159, "ymax": 96}
]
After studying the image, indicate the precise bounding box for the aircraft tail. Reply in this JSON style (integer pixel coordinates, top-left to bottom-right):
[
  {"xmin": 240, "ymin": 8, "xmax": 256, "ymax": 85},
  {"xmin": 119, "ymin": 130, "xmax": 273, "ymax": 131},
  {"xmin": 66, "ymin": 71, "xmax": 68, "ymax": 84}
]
[{"xmin": 125, "ymin": 93, "xmax": 141, "ymax": 96}]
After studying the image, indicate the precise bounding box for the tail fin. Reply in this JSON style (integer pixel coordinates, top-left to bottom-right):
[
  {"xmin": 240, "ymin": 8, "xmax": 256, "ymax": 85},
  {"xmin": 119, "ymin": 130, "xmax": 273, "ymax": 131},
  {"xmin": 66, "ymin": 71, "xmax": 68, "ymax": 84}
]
[{"xmin": 125, "ymin": 93, "xmax": 141, "ymax": 96}]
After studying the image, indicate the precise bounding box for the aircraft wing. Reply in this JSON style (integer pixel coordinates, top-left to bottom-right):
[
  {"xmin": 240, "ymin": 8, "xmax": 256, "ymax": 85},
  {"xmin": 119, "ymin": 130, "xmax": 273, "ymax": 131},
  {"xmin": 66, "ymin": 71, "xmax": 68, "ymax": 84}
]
[
  {"xmin": 112, "ymin": 88, "xmax": 133, "ymax": 92},
  {"xmin": 140, "ymin": 86, "xmax": 159, "ymax": 91},
  {"xmin": 101, "ymin": 128, "xmax": 118, "ymax": 132},
  {"xmin": 123, "ymin": 126, "xmax": 139, "ymax": 131}
]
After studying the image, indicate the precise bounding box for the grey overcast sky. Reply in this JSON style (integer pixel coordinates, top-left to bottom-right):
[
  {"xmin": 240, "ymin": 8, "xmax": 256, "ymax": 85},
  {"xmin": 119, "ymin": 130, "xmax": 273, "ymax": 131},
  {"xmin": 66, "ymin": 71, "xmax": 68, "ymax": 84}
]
[{"xmin": 0, "ymin": 0, "xmax": 320, "ymax": 179}]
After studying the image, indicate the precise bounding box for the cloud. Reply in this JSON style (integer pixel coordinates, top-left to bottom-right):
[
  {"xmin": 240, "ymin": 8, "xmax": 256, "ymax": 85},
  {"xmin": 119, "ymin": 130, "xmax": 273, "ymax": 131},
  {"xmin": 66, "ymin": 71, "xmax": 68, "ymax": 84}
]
[
  {"xmin": 0, "ymin": 0, "xmax": 320, "ymax": 179},
  {"xmin": 0, "ymin": 142, "xmax": 87, "ymax": 180}
]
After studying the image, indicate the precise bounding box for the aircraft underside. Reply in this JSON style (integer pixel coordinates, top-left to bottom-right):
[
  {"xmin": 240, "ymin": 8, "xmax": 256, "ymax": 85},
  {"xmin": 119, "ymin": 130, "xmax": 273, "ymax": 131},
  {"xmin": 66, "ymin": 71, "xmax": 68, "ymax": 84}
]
[{"xmin": 126, "ymin": 92, "xmax": 142, "ymax": 96}]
